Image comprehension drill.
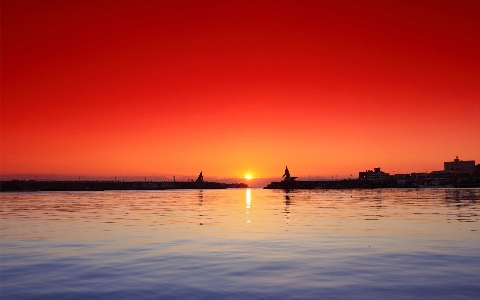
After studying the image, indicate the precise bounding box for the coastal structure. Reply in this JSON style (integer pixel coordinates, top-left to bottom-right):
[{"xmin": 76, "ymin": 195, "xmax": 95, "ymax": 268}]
[
  {"xmin": 358, "ymin": 168, "xmax": 390, "ymax": 181},
  {"xmin": 444, "ymin": 156, "xmax": 475, "ymax": 173},
  {"xmin": 196, "ymin": 171, "xmax": 204, "ymax": 183},
  {"xmin": 264, "ymin": 160, "xmax": 480, "ymax": 189},
  {"xmin": 282, "ymin": 166, "xmax": 297, "ymax": 181},
  {"xmin": 0, "ymin": 172, "xmax": 248, "ymax": 191},
  {"xmin": 264, "ymin": 167, "xmax": 388, "ymax": 189}
]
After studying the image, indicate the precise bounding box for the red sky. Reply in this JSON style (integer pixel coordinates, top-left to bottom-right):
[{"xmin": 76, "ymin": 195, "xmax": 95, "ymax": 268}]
[{"xmin": 2, "ymin": 0, "xmax": 480, "ymax": 179}]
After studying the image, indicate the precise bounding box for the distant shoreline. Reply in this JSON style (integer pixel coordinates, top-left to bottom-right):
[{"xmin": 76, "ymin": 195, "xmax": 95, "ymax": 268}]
[
  {"xmin": 0, "ymin": 180, "xmax": 248, "ymax": 192},
  {"xmin": 1, "ymin": 179, "xmax": 479, "ymax": 192}
]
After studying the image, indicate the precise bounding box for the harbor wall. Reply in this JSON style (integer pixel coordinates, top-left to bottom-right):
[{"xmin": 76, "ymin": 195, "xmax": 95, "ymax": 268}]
[{"xmin": 0, "ymin": 180, "xmax": 248, "ymax": 192}]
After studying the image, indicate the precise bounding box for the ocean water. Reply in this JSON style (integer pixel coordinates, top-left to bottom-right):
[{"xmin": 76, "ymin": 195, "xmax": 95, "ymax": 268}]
[{"xmin": 1, "ymin": 188, "xmax": 479, "ymax": 299}]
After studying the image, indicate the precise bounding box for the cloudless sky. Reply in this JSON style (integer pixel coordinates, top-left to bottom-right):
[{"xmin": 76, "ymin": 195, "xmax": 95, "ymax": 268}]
[{"xmin": 2, "ymin": 0, "xmax": 479, "ymax": 179}]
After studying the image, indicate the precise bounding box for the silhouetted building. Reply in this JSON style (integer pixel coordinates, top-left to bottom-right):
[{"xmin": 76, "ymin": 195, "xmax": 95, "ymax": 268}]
[
  {"xmin": 394, "ymin": 174, "xmax": 409, "ymax": 185},
  {"xmin": 359, "ymin": 167, "xmax": 390, "ymax": 181},
  {"xmin": 444, "ymin": 156, "xmax": 475, "ymax": 173}
]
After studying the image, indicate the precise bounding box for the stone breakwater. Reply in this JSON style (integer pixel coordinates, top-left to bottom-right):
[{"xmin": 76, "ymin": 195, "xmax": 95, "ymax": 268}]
[
  {"xmin": 0, "ymin": 180, "xmax": 248, "ymax": 191},
  {"xmin": 263, "ymin": 179, "xmax": 401, "ymax": 189}
]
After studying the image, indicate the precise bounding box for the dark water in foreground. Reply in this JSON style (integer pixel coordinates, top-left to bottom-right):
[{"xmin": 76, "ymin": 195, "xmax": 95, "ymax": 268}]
[{"xmin": 1, "ymin": 189, "xmax": 479, "ymax": 299}]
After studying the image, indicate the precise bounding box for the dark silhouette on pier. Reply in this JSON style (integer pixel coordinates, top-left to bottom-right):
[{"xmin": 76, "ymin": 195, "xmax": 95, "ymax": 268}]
[
  {"xmin": 282, "ymin": 166, "xmax": 298, "ymax": 182},
  {"xmin": 196, "ymin": 171, "xmax": 204, "ymax": 183}
]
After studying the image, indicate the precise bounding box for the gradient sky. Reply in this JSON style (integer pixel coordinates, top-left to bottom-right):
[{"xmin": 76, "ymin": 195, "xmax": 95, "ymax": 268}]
[{"xmin": 2, "ymin": 0, "xmax": 479, "ymax": 179}]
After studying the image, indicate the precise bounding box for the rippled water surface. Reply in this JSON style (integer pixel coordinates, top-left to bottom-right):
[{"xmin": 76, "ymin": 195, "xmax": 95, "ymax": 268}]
[{"xmin": 1, "ymin": 189, "xmax": 480, "ymax": 299}]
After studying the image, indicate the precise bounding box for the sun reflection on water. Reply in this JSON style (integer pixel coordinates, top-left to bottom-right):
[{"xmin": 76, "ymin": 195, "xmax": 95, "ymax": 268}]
[{"xmin": 246, "ymin": 188, "xmax": 251, "ymax": 223}]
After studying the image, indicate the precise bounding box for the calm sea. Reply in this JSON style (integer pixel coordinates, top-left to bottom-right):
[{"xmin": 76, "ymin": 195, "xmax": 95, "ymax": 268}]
[{"xmin": 1, "ymin": 189, "xmax": 479, "ymax": 299}]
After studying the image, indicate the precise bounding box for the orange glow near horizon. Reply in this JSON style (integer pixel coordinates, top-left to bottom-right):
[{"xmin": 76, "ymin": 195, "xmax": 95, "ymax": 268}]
[{"xmin": 1, "ymin": 1, "xmax": 479, "ymax": 179}]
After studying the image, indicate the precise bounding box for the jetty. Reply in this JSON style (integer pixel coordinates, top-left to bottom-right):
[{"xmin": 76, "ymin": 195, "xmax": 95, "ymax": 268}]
[
  {"xmin": 266, "ymin": 166, "xmax": 409, "ymax": 189},
  {"xmin": 0, "ymin": 172, "xmax": 248, "ymax": 192}
]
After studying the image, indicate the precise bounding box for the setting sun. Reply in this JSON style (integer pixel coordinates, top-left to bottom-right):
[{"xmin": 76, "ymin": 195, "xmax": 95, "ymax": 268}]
[{"xmin": 245, "ymin": 174, "xmax": 252, "ymax": 180}]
